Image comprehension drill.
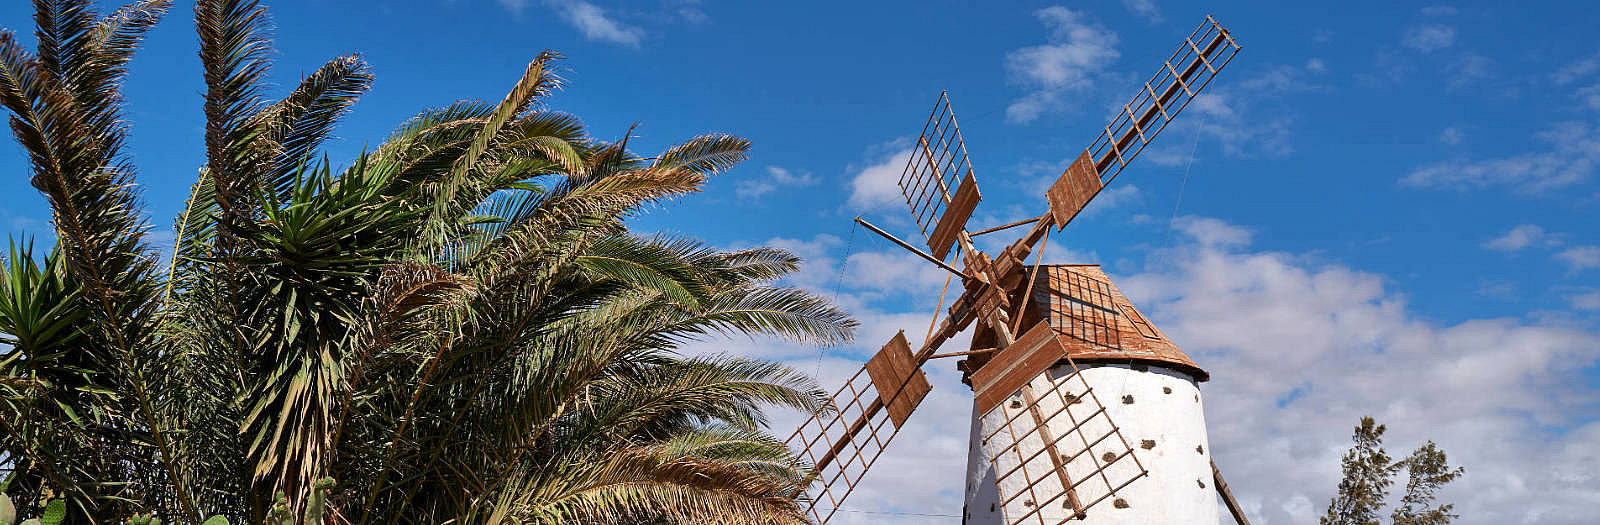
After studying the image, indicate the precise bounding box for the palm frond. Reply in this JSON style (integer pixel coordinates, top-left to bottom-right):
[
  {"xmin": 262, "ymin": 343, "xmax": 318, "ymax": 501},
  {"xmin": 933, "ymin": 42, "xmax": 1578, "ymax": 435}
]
[
  {"xmin": 259, "ymin": 54, "xmax": 373, "ymax": 200},
  {"xmin": 196, "ymin": 0, "xmax": 272, "ymax": 234},
  {"xmin": 422, "ymin": 51, "xmax": 562, "ymax": 250}
]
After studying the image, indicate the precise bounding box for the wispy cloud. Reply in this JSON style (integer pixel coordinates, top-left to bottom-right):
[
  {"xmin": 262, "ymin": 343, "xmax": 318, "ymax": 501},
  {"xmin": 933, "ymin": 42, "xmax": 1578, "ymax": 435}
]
[
  {"xmin": 1120, "ymin": 0, "xmax": 1161, "ymax": 24},
  {"xmin": 1556, "ymin": 245, "xmax": 1600, "ymax": 272},
  {"xmin": 1374, "ymin": 22, "xmax": 1497, "ymax": 90},
  {"xmin": 1402, "ymin": 24, "xmax": 1456, "ymax": 53},
  {"xmin": 1171, "ymin": 62, "xmax": 1316, "ymax": 159},
  {"xmin": 1483, "ymin": 224, "xmax": 1558, "ymax": 252},
  {"xmin": 735, "ymin": 166, "xmax": 817, "ymax": 199},
  {"xmin": 1420, "ymin": 5, "xmax": 1458, "ymax": 16},
  {"xmin": 510, "ymin": 0, "xmax": 644, "ymax": 47},
  {"xmin": 668, "ymin": 0, "xmax": 708, "ymax": 24},
  {"xmin": 1003, "ymin": 7, "xmax": 1120, "ymax": 123},
  {"xmin": 1439, "ymin": 126, "xmax": 1464, "ymax": 145},
  {"xmin": 1401, "ymin": 121, "xmax": 1600, "ymax": 192},
  {"xmin": 1570, "ymin": 289, "xmax": 1600, "ymax": 310},
  {"xmin": 1577, "ymin": 83, "xmax": 1600, "ymax": 111},
  {"xmin": 1553, "ymin": 51, "xmax": 1600, "ymax": 85},
  {"xmin": 1445, "ymin": 52, "xmax": 1496, "ymax": 89}
]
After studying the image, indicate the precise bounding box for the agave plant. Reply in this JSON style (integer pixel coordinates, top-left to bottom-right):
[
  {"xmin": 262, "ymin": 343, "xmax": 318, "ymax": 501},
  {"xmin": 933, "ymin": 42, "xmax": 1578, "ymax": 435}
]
[{"xmin": 0, "ymin": 1, "xmax": 854, "ymax": 524}]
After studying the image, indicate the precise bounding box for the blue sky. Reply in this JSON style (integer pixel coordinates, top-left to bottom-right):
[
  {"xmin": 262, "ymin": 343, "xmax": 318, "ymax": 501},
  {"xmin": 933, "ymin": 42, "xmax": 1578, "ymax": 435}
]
[{"xmin": 2, "ymin": 1, "xmax": 1598, "ymax": 523}]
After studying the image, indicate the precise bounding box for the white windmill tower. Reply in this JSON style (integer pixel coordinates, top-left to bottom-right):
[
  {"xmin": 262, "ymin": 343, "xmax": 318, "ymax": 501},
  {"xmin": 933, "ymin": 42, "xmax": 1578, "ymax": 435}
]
[{"xmin": 784, "ymin": 15, "xmax": 1250, "ymax": 525}]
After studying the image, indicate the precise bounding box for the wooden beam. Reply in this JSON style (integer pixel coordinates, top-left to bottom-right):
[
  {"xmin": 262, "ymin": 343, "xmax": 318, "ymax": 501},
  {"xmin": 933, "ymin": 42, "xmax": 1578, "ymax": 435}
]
[
  {"xmin": 853, "ymin": 216, "xmax": 969, "ymax": 279},
  {"xmin": 1021, "ymin": 384, "xmax": 1087, "ymax": 518},
  {"xmin": 926, "ymin": 347, "xmax": 997, "ymax": 360},
  {"xmin": 812, "ymin": 397, "xmax": 885, "ymax": 475},
  {"xmin": 970, "ymin": 214, "xmax": 1044, "ymax": 237},
  {"xmin": 1212, "ymin": 459, "xmax": 1251, "ymax": 525}
]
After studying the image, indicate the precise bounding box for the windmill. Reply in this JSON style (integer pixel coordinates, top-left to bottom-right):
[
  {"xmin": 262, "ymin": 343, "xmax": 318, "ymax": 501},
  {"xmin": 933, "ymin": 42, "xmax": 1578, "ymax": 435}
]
[{"xmin": 783, "ymin": 15, "xmax": 1250, "ymax": 525}]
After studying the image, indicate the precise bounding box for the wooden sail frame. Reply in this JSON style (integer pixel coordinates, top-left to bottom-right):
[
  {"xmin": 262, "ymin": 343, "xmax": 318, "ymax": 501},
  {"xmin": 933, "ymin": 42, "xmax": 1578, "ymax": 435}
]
[
  {"xmin": 1048, "ymin": 15, "xmax": 1241, "ymax": 229},
  {"xmin": 979, "ymin": 355, "xmax": 1146, "ymax": 525},
  {"xmin": 900, "ymin": 91, "xmax": 982, "ymax": 260},
  {"xmin": 784, "ymin": 332, "xmax": 934, "ymax": 524}
]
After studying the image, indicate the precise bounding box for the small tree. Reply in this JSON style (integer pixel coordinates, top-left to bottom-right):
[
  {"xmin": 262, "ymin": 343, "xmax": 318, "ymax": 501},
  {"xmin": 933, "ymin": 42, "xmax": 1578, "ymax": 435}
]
[
  {"xmin": 1321, "ymin": 417, "xmax": 1399, "ymax": 525},
  {"xmin": 1322, "ymin": 417, "xmax": 1465, "ymax": 525},
  {"xmin": 1391, "ymin": 441, "xmax": 1465, "ymax": 525}
]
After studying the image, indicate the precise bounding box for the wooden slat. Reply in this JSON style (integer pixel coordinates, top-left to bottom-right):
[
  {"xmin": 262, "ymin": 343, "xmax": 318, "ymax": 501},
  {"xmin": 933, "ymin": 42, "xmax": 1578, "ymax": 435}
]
[
  {"xmin": 864, "ymin": 331, "xmax": 931, "ymax": 428},
  {"xmin": 1214, "ymin": 460, "xmax": 1253, "ymax": 525},
  {"xmin": 1046, "ymin": 150, "xmax": 1103, "ymax": 229},
  {"xmin": 927, "ymin": 172, "xmax": 981, "ymax": 260},
  {"xmin": 971, "ymin": 322, "xmax": 1068, "ymax": 414},
  {"xmin": 1116, "ymin": 299, "xmax": 1161, "ymax": 339},
  {"xmin": 1020, "ymin": 383, "xmax": 1087, "ymax": 518}
]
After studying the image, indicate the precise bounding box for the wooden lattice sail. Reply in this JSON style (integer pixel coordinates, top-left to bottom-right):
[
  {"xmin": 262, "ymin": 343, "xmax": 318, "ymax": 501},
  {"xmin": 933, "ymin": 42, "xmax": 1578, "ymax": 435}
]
[
  {"xmin": 1048, "ymin": 15, "xmax": 1240, "ymax": 228},
  {"xmin": 977, "ymin": 350, "xmax": 1145, "ymax": 524},
  {"xmin": 901, "ymin": 90, "xmax": 982, "ymax": 261},
  {"xmin": 785, "ymin": 332, "xmax": 932, "ymax": 524}
]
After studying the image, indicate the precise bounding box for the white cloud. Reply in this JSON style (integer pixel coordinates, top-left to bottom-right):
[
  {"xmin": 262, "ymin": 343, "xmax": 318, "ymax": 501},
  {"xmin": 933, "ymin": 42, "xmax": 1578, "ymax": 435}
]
[
  {"xmin": 737, "ymin": 166, "xmax": 816, "ymax": 199},
  {"xmin": 1173, "ymin": 216, "xmax": 1253, "ymax": 248},
  {"xmin": 537, "ymin": 0, "xmax": 645, "ymax": 47},
  {"xmin": 1305, "ymin": 57, "xmax": 1327, "ymax": 73},
  {"xmin": 1439, "ymin": 126, "xmax": 1464, "ymax": 145},
  {"xmin": 840, "ymin": 251, "xmax": 955, "ymax": 301},
  {"xmin": 768, "ymin": 165, "xmax": 815, "ymax": 186},
  {"xmin": 760, "ymin": 234, "xmax": 843, "ymax": 291},
  {"xmin": 1483, "ymin": 224, "xmax": 1557, "ymax": 252},
  {"xmin": 1189, "ymin": 92, "xmax": 1236, "ymax": 120},
  {"xmin": 1401, "ymin": 121, "xmax": 1600, "ymax": 192},
  {"xmin": 1121, "ymin": 0, "xmax": 1161, "ymax": 23},
  {"xmin": 1402, "ymin": 24, "xmax": 1456, "ymax": 53},
  {"xmin": 1117, "ymin": 217, "xmax": 1600, "ymax": 524},
  {"xmin": 1003, "ymin": 90, "xmax": 1060, "ymax": 124},
  {"xmin": 1556, "ymin": 245, "xmax": 1600, "ymax": 272},
  {"xmin": 846, "ymin": 148, "xmax": 913, "ymax": 212},
  {"xmin": 1004, "ymin": 7, "xmax": 1120, "ymax": 123},
  {"xmin": 1080, "ymin": 183, "xmax": 1140, "ymax": 216},
  {"xmin": 734, "ymin": 181, "xmax": 776, "ymax": 200}
]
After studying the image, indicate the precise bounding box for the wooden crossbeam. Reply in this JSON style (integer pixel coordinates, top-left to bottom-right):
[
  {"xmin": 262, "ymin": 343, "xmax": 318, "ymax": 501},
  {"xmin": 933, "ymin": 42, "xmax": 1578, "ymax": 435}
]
[{"xmin": 1213, "ymin": 460, "xmax": 1252, "ymax": 525}]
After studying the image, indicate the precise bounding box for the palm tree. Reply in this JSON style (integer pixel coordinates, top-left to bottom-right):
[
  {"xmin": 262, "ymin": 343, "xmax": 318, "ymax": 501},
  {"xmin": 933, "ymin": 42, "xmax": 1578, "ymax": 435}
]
[{"xmin": 0, "ymin": 1, "xmax": 855, "ymax": 524}]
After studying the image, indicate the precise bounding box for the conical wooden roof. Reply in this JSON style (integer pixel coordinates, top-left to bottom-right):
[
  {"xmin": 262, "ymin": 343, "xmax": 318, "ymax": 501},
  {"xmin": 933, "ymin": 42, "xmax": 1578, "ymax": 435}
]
[
  {"xmin": 965, "ymin": 264, "xmax": 1206, "ymax": 382},
  {"xmin": 1030, "ymin": 264, "xmax": 1205, "ymax": 380}
]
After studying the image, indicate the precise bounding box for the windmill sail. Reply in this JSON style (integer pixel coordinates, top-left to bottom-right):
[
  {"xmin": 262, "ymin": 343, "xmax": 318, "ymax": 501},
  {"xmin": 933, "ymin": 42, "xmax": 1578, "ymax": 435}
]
[
  {"xmin": 785, "ymin": 331, "xmax": 933, "ymax": 524},
  {"xmin": 1047, "ymin": 15, "xmax": 1241, "ymax": 229},
  {"xmin": 901, "ymin": 91, "xmax": 982, "ymax": 260},
  {"xmin": 978, "ymin": 353, "xmax": 1145, "ymax": 525}
]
